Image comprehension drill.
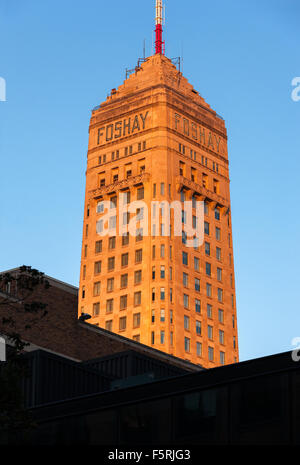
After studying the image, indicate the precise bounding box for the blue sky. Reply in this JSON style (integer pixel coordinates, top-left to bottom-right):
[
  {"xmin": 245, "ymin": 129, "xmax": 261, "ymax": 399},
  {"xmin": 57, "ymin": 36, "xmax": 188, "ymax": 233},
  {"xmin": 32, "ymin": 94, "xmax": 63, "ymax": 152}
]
[{"xmin": 0, "ymin": 0, "xmax": 299, "ymax": 362}]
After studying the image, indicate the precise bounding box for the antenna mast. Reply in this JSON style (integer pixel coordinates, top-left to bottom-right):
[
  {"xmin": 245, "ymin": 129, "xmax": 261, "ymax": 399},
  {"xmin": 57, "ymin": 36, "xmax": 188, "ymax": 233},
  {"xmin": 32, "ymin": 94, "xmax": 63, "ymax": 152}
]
[{"xmin": 155, "ymin": 0, "xmax": 165, "ymax": 55}]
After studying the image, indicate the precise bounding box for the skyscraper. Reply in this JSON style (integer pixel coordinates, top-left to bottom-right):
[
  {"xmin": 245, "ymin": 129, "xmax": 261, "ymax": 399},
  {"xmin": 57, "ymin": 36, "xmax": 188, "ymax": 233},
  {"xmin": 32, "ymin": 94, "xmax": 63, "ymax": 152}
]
[{"xmin": 78, "ymin": 2, "xmax": 239, "ymax": 368}]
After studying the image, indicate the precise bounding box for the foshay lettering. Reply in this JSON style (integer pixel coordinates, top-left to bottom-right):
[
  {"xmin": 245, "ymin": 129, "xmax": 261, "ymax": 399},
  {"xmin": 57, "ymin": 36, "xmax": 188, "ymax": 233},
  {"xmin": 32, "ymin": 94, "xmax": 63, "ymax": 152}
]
[
  {"xmin": 174, "ymin": 113, "xmax": 222, "ymax": 154},
  {"xmin": 97, "ymin": 112, "xmax": 149, "ymax": 145}
]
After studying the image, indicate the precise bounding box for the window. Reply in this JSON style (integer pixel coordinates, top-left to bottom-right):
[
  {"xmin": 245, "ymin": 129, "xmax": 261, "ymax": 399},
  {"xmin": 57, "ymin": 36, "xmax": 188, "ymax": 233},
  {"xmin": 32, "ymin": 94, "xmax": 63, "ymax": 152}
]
[
  {"xmin": 194, "ymin": 257, "xmax": 200, "ymax": 271},
  {"xmin": 121, "ymin": 274, "xmax": 128, "ymax": 288},
  {"xmin": 170, "ymin": 310, "xmax": 173, "ymax": 324},
  {"xmin": 215, "ymin": 208, "xmax": 220, "ymax": 221},
  {"xmin": 233, "ymin": 336, "xmax": 237, "ymax": 349},
  {"xmin": 232, "ymin": 315, "xmax": 235, "ymax": 328},
  {"xmin": 119, "ymin": 317, "xmax": 127, "ymax": 331},
  {"xmin": 220, "ymin": 352, "xmax": 225, "ymax": 366},
  {"xmin": 219, "ymin": 330, "xmax": 225, "ymax": 345},
  {"xmin": 121, "ymin": 253, "xmax": 129, "ymax": 267},
  {"xmin": 206, "ymin": 283, "xmax": 212, "ymax": 298},
  {"xmin": 195, "ymin": 278, "xmax": 200, "ymax": 292},
  {"xmin": 160, "ymin": 183, "xmax": 165, "ymax": 195},
  {"xmin": 197, "ymin": 342, "xmax": 202, "ymax": 357},
  {"xmin": 183, "ymin": 272, "xmax": 189, "ymax": 287},
  {"xmin": 152, "ymin": 266, "xmax": 156, "ymax": 280},
  {"xmin": 160, "ymin": 309, "xmax": 165, "ymax": 322},
  {"xmin": 151, "ymin": 332, "xmax": 155, "ymax": 345},
  {"xmin": 218, "ymin": 309, "xmax": 224, "ymax": 324},
  {"xmin": 195, "ymin": 299, "xmax": 201, "ymax": 314},
  {"xmin": 107, "ymin": 278, "xmax": 114, "ymax": 292},
  {"xmin": 205, "ymin": 242, "xmax": 210, "ymax": 256},
  {"xmin": 123, "ymin": 212, "xmax": 130, "ymax": 225},
  {"xmin": 196, "ymin": 321, "xmax": 201, "ymax": 335},
  {"xmin": 123, "ymin": 191, "xmax": 131, "ymax": 204},
  {"xmin": 216, "ymin": 247, "xmax": 222, "ymax": 261},
  {"xmin": 93, "ymin": 303, "xmax": 100, "ymax": 316},
  {"xmin": 169, "ymin": 266, "xmax": 173, "ymax": 280},
  {"xmin": 106, "ymin": 299, "xmax": 114, "ymax": 313},
  {"xmin": 153, "ymin": 183, "xmax": 156, "ymax": 198},
  {"xmin": 108, "ymin": 257, "xmax": 115, "ymax": 271},
  {"xmin": 183, "ymin": 294, "xmax": 189, "ymax": 309},
  {"xmin": 204, "ymin": 202, "xmax": 209, "ymax": 215},
  {"xmin": 152, "ymin": 288, "xmax": 156, "ymax": 302},
  {"xmin": 184, "ymin": 315, "xmax": 190, "ymax": 330},
  {"xmin": 170, "ymin": 331, "xmax": 174, "ymax": 347},
  {"xmin": 160, "ymin": 266, "xmax": 165, "ymax": 279},
  {"xmin": 122, "ymin": 232, "xmax": 129, "ymax": 246},
  {"xmin": 85, "ymin": 224, "xmax": 88, "ymax": 238},
  {"xmin": 136, "ymin": 228, "xmax": 143, "ymax": 241},
  {"xmin": 134, "ymin": 270, "xmax": 142, "ymax": 284},
  {"xmin": 134, "ymin": 291, "xmax": 142, "ymax": 306},
  {"xmin": 160, "ymin": 287, "xmax": 165, "ymax": 301},
  {"xmin": 93, "ymin": 282, "xmax": 101, "ymax": 296},
  {"xmin": 136, "ymin": 207, "xmax": 144, "ymax": 221},
  {"xmin": 84, "ymin": 245, "xmax": 88, "ymax": 257},
  {"xmin": 208, "ymin": 325, "xmax": 213, "ymax": 340},
  {"xmin": 208, "ymin": 347, "xmax": 214, "ymax": 361},
  {"xmin": 82, "ymin": 286, "xmax": 85, "ymax": 299},
  {"xmin": 133, "ymin": 313, "xmax": 141, "ymax": 328},
  {"xmin": 184, "ymin": 337, "xmax": 190, "ymax": 353},
  {"xmin": 152, "ymin": 245, "xmax": 156, "ymax": 259},
  {"xmin": 160, "ymin": 244, "xmax": 165, "ymax": 258},
  {"xmin": 213, "ymin": 179, "xmax": 219, "ymax": 193},
  {"xmin": 207, "ymin": 304, "xmax": 213, "ymax": 319},
  {"xmin": 120, "ymin": 295, "xmax": 128, "ymax": 310},
  {"xmin": 97, "ymin": 219, "xmax": 104, "ymax": 234},
  {"xmin": 204, "ymin": 222, "xmax": 210, "ymax": 235},
  {"xmin": 109, "ymin": 237, "xmax": 116, "ymax": 250},
  {"xmin": 170, "ymin": 288, "xmax": 173, "ymax": 303},
  {"xmin": 105, "ymin": 320, "xmax": 113, "ymax": 331},
  {"xmin": 205, "ymin": 262, "xmax": 211, "ymax": 277},
  {"xmin": 133, "ymin": 250, "xmax": 142, "ymax": 265},
  {"xmin": 151, "ymin": 310, "xmax": 155, "ymax": 324},
  {"xmin": 97, "ymin": 201, "xmax": 105, "ymax": 214},
  {"xmin": 137, "ymin": 187, "xmax": 144, "ymax": 200},
  {"xmin": 216, "ymin": 227, "xmax": 221, "ymax": 241},
  {"xmin": 218, "ymin": 288, "xmax": 223, "ymax": 303},
  {"xmin": 182, "ymin": 231, "xmax": 187, "ymax": 245},
  {"xmin": 182, "ymin": 252, "xmax": 188, "ymax": 265},
  {"xmin": 109, "ymin": 216, "xmax": 116, "ymax": 230},
  {"xmin": 160, "ymin": 331, "xmax": 165, "ymax": 344},
  {"xmin": 95, "ymin": 240, "xmax": 102, "ymax": 254},
  {"xmin": 82, "ymin": 265, "xmax": 86, "ymax": 279}
]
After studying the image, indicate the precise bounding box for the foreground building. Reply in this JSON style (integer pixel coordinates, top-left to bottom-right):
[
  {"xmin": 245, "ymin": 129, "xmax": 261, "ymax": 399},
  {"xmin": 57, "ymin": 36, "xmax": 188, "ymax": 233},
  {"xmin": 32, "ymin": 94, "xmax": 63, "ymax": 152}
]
[
  {"xmin": 78, "ymin": 3, "xmax": 239, "ymax": 367},
  {"xmin": 3, "ymin": 350, "xmax": 300, "ymax": 446}
]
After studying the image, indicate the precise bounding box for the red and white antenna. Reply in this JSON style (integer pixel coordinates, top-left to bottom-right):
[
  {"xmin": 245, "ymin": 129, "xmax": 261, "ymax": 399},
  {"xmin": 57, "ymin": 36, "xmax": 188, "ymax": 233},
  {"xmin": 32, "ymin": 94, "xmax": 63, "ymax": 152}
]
[{"xmin": 155, "ymin": 0, "xmax": 165, "ymax": 55}]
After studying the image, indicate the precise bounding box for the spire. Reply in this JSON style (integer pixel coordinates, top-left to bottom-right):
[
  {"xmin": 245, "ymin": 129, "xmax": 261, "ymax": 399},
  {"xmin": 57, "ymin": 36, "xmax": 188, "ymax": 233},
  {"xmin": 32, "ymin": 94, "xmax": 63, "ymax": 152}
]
[{"xmin": 155, "ymin": 0, "xmax": 164, "ymax": 55}]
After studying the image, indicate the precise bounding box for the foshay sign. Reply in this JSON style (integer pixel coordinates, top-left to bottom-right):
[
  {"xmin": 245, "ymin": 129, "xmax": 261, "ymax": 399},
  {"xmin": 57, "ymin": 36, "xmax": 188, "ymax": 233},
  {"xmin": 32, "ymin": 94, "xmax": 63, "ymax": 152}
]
[
  {"xmin": 174, "ymin": 112, "xmax": 223, "ymax": 155},
  {"xmin": 97, "ymin": 112, "xmax": 149, "ymax": 146}
]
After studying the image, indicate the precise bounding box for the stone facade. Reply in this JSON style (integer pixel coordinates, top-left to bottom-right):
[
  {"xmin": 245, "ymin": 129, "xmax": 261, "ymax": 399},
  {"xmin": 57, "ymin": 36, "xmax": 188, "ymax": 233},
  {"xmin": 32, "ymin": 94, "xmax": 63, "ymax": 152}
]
[{"xmin": 79, "ymin": 55, "xmax": 239, "ymax": 368}]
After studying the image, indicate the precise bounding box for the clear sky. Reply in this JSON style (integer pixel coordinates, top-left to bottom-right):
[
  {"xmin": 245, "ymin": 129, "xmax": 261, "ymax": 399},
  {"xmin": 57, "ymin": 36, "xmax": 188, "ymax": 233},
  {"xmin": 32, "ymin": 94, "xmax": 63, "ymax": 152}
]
[{"xmin": 0, "ymin": 0, "xmax": 299, "ymax": 363}]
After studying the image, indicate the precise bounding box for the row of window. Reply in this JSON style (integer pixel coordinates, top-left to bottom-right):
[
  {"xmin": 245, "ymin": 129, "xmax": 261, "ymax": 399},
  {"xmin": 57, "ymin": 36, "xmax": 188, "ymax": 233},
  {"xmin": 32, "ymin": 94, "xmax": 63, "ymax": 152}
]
[
  {"xmin": 98, "ymin": 141, "xmax": 147, "ymax": 166},
  {"xmin": 90, "ymin": 291, "xmax": 142, "ymax": 313},
  {"xmin": 178, "ymin": 143, "xmax": 220, "ymax": 173}
]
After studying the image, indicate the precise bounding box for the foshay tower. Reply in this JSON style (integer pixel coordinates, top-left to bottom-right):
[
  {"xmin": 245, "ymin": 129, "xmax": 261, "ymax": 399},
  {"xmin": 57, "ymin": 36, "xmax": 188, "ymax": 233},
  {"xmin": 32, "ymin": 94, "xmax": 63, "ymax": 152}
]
[{"xmin": 79, "ymin": 1, "xmax": 239, "ymax": 368}]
